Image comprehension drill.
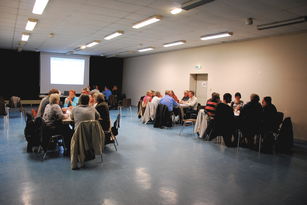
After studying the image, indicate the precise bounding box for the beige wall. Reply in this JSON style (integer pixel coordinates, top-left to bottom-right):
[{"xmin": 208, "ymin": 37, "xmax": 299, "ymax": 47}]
[{"xmin": 123, "ymin": 32, "xmax": 307, "ymax": 141}]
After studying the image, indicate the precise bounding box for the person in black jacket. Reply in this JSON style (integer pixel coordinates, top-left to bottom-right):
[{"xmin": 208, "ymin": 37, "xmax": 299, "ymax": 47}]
[
  {"xmin": 210, "ymin": 93, "xmax": 235, "ymax": 147},
  {"xmin": 261, "ymin": 96, "xmax": 277, "ymax": 133},
  {"xmin": 240, "ymin": 94, "xmax": 262, "ymax": 148},
  {"xmin": 95, "ymin": 93, "xmax": 111, "ymax": 131}
]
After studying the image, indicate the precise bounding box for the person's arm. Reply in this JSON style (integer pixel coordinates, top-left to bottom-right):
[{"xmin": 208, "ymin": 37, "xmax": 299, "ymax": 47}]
[
  {"xmin": 95, "ymin": 109, "xmax": 100, "ymax": 120},
  {"xmin": 70, "ymin": 108, "xmax": 75, "ymax": 121},
  {"xmin": 63, "ymin": 97, "xmax": 70, "ymax": 108},
  {"xmin": 71, "ymin": 97, "xmax": 79, "ymax": 107},
  {"xmin": 55, "ymin": 104, "xmax": 68, "ymax": 120}
]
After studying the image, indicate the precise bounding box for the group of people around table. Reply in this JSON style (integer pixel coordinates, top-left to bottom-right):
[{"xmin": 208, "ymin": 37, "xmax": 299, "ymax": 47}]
[
  {"xmin": 204, "ymin": 92, "xmax": 278, "ymax": 151},
  {"xmin": 139, "ymin": 89, "xmax": 279, "ymax": 152},
  {"xmin": 36, "ymin": 87, "xmax": 111, "ymax": 154}
]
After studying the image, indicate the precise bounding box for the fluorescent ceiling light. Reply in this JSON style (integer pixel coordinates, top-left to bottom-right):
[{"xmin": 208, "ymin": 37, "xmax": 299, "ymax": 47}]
[
  {"xmin": 138, "ymin": 47, "xmax": 154, "ymax": 52},
  {"xmin": 80, "ymin": 45, "xmax": 87, "ymax": 50},
  {"xmin": 170, "ymin": 8, "xmax": 183, "ymax": 15},
  {"xmin": 86, "ymin": 40, "xmax": 101, "ymax": 48},
  {"xmin": 257, "ymin": 16, "xmax": 307, "ymax": 30},
  {"xmin": 104, "ymin": 31, "xmax": 124, "ymax": 40},
  {"xmin": 132, "ymin": 15, "xmax": 162, "ymax": 29},
  {"xmin": 25, "ymin": 18, "xmax": 38, "ymax": 31},
  {"xmin": 200, "ymin": 32, "xmax": 232, "ymax": 40},
  {"xmin": 163, "ymin": 40, "xmax": 186, "ymax": 47},
  {"xmin": 21, "ymin": 33, "xmax": 30, "ymax": 42},
  {"xmin": 182, "ymin": 0, "xmax": 215, "ymax": 10},
  {"xmin": 32, "ymin": 0, "xmax": 49, "ymax": 15}
]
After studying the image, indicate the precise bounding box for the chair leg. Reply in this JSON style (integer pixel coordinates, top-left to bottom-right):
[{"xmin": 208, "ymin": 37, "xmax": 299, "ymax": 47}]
[
  {"xmin": 114, "ymin": 136, "xmax": 119, "ymax": 145},
  {"xmin": 258, "ymin": 134, "xmax": 262, "ymax": 153},
  {"xmin": 237, "ymin": 130, "xmax": 241, "ymax": 151},
  {"xmin": 113, "ymin": 142, "xmax": 118, "ymax": 151},
  {"xmin": 100, "ymin": 154, "xmax": 103, "ymax": 163}
]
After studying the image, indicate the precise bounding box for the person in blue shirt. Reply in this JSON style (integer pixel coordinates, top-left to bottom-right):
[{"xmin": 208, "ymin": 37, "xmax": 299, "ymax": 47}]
[
  {"xmin": 103, "ymin": 86, "xmax": 112, "ymax": 101},
  {"xmin": 63, "ymin": 90, "xmax": 79, "ymax": 108},
  {"xmin": 159, "ymin": 90, "xmax": 179, "ymax": 112}
]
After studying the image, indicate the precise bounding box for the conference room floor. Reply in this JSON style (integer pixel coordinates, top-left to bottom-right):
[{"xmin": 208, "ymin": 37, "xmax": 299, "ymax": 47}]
[{"xmin": 1, "ymin": 108, "xmax": 307, "ymax": 205}]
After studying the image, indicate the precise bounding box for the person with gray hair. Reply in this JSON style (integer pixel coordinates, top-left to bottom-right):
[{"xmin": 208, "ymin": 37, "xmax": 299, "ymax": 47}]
[{"xmin": 95, "ymin": 93, "xmax": 111, "ymax": 131}]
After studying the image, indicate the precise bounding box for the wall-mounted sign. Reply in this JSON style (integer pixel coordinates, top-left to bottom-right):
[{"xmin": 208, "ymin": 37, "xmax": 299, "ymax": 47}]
[
  {"xmin": 194, "ymin": 65, "xmax": 201, "ymax": 70},
  {"xmin": 201, "ymin": 81, "xmax": 207, "ymax": 87}
]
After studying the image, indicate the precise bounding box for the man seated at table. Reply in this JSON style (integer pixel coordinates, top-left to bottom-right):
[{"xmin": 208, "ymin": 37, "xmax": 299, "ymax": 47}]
[
  {"xmin": 240, "ymin": 94, "xmax": 262, "ymax": 149},
  {"xmin": 210, "ymin": 93, "xmax": 235, "ymax": 147},
  {"xmin": 63, "ymin": 90, "xmax": 79, "ymax": 109},
  {"xmin": 159, "ymin": 90, "xmax": 179, "ymax": 112},
  {"xmin": 182, "ymin": 91, "xmax": 198, "ymax": 110},
  {"xmin": 71, "ymin": 94, "xmax": 100, "ymax": 129},
  {"xmin": 151, "ymin": 91, "xmax": 162, "ymax": 105},
  {"xmin": 180, "ymin": 90, "xmax": 189, "ymax": 103},
  {"xmin": 42, "ymin": 93, "xmax": 70, "ymax": 151},
  {"xmin": 203, "ymin": 92, "xmax": 220, "ymax": 139}
]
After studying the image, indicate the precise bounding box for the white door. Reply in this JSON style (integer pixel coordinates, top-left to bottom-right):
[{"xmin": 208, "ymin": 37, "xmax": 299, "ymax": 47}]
[{"xmin": 195, "ymin": 74, "xmax": 208, "ymax": 105}]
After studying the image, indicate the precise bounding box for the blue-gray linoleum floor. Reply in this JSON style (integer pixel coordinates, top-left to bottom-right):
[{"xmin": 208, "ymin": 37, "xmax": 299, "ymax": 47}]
[{"xmin": 0, "ymin": 109, "xmax": 307, "ymax": 205}]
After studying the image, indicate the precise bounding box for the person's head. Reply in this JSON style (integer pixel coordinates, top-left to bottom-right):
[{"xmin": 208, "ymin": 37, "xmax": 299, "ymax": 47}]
[
  {"xmin": 146, "ymin": 90, "xmax": 152, "ymax": 97},
  {"xmin": 262, "ymin": 96, "xmax": 272, "ymax": 107},
  {"xmin": 188, "ymin": 90, "xmax": 195, "ymax": 98},
  {"xmin": 183, "ymin": 90, "xmax": 189, "ymax": 97},
  {"xmin": 95, "ymin": 93, "xmax": 105, "ymax": 104},
  {"xmin": 69, "ymin": 89, "xmax": 76, "ymax": 98},
  {"xmin": 112, "ymin": 85, "xmax": 118, "ymax": 91},
  {"xmin": 223, "ymin": 93, "xmax": 232, "ymax": 104},
  {"xmin": 48, "ymin": 88, "xmax": 59, "ymax": 96},
  {"xmin": 49, "ymin": 93, "xmax": 60, "ymax": 104},
  {"xmin": 95, "ymin": 85, "xmax": 99, "ymax": 90},
  {"xmin": 104, "ymin": 86, "xmax": 109, "ymax": 91},
  {"xmin": 234, "ymin": 92, "xmax": 241, "ymax": 101},
  {"xmin": 81, "ymin": 87, "xmax": 90, "ymax": 95},
  {"xmin": 250, "ymin": 94, "xmax": 260, "ymax": 103},
  {"xmin": 155, "ymin": 91, "xmax": 161, "ymax": 97},
  {"xmin": 79, "ymin": 94, "xmax": 90, "ymax": 106},
  {"xmin": 211, "ymin": 92, "xmax": 220, "ymax": 102},
  {"xmin": 165, "ymin": 90, "xmax": 171, "ymax": 95}
]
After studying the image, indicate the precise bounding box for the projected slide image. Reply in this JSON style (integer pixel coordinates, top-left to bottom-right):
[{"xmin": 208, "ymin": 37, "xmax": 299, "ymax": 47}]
[{"xmin": 50, "ymin": 57, "xmax": 85, "ymax": 85}]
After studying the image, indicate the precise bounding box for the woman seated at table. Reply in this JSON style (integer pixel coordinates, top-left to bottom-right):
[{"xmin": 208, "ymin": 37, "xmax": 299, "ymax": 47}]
[
  {"xmin": 64, "ymin": 90, "xmax": 79, "ymax": 109},
  {"xmin": 42, "ymin": 93, "xmax": 70, "ymax": 151},
  {"xmin": 142, "ymin": 90, "xmax": 153, "ymax": 107},
  {"xmin": 231, "ymin": 92, "xmax": 244, "ymax": 112},
  {"xmin": 169, "ymin": 90, "xmax": 179, "ymax": 103},
  {"xmin": 151, "ymin": 91, "xmax": 162, "ymax": 105},
  {"xmin": 94, "ymin": 93, "xmax": 111, "ymax": 131},
  {"xmin": 71, "ymin": 94, "xmax": 100, "ymax": 129}
]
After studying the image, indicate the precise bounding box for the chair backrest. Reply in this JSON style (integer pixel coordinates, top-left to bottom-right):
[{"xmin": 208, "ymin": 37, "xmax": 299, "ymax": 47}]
[
  {"xmin": 123, "ymin": 98, "xmax": 131, "ymax": 107},
  {"xmin": 111, "ymin": 114, "xmax": 120, "ymax": 136}
]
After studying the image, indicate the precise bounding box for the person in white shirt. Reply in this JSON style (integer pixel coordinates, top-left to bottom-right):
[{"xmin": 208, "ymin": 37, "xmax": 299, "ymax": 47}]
[
  {"xmin": 183, "ymin": 91, "xmax": 198, "ymax": 110},
  {"xmin": 151, "ymin": 91, "xmax": 162, "ymax": 105}
]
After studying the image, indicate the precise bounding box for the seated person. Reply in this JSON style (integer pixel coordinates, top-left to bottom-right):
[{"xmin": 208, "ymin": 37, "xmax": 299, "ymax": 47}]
[
  {"xmin": 169, "ymin": 90, "xmax": 179, "ymax": 103},
  {"xmin": 211, "ymin": 93, "xmax": 235, "ymax": 147},
  {"xmin": 180, "ymin": 90, "xmax": 189, "ymax": 103},
  {"xmin": 240, "ymin": 94, "xmax": 263, "ymax": 148},
  {"xmin": 142, "ymin": 90, "xmax": 153, "ymax": 107},
  {"xmin": 37, "ymin": 88, "xmax": 59, "ymax": 117},
  {"xmin": 262, "ymin": 96, "xmax": 277, "ymax": 133},
  {"xmin": 159, "ymin": 90, "xmax": 179, "ymax": 112},
  {"xmin": 89, "ymin": 90, "xmax": 100, "ymax": 107},
  {"xmin": 151, "ymin": 91, "xmax": 162, "ymax": 105},
  {"xmin": 95, "ymin": 93, "xmax": 111, "ymax": 131},
  {"xmin": 81, "ymin": 87, "xmax": 90, "ymax": 95},
  {"xmin": 63, "ymin": 90, "xmax": 79, "ymax": 108},
  {"xmin": 103, "ymin": 86, "xmax": 112, "ymax": 101},
  {"xmin": 42, "ymin": 93, "xmax": 70, "ymax": 150},
  {"xmin": 205, "ymin": 92, "xmax": 220, "ymax": 118},
  {"xmin": 71, "ymin": 94, "xmax": 100, "ymax": 129},
  {"xmin": 203, "ymin": 92, "xmax": 220, "ymax": 138},
  {"xmin": 182, "ymin": 91, "xmax": 198, "ymax": 110},
  {"xmin": 231, "ymin": 92, "xmax": 244, "ymax": 112}
]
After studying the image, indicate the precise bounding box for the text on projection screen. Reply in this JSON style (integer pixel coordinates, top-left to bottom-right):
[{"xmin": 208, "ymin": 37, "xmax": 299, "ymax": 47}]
[{"xmin": 50, "ymin": 57, "xmax": 85, "ymax": 85}]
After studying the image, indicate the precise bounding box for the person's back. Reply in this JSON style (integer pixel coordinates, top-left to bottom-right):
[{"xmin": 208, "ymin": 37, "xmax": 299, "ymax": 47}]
[
  {"xmin": 96, "ymin": 102, "xmax": 110, "ymax": 131},
  {"xmin": 215, "ymin": 103, "xmax": 234, "ymax": 134},
  {"xmin": 159, "ymin": 93, "xmax": 178, "ymax": 112},
  {"xmin": 262, "ymin": 97, "xmax": 278, "ymax": 132},
  {"xmin": 71, "ymin": 105, "xmax": 99, "ymax": 129},
  {"xmin": 43, "ymin": 103, "xmax": 66, "ymax": 127},
  {"xmin": 71, "ymin": 94, "xmax": 100, "ymax": 129},
  {"xmin": 240, "ymin": 99, "xmax": 262, "ymax": 131}
]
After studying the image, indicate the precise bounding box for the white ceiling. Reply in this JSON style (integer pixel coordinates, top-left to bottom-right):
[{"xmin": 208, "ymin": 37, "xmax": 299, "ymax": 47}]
[{"xmin": 1, "ymin": 0, "xmax": 307, "ymax": 57}]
